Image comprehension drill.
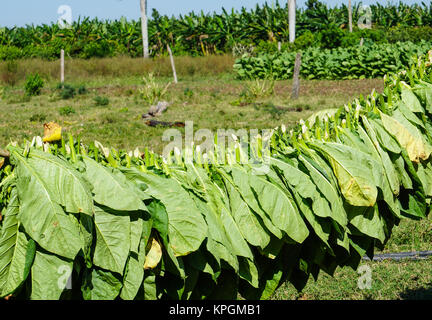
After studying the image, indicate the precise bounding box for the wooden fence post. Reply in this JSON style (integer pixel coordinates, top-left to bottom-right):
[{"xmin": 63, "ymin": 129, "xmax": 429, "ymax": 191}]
[
  {"xmin": 60, "ymin": 49, "xmax": 65, "ymax": 86},
  {"xmin": 167, "ymin": 44, "xmax": 178, "ymax": 84},
  {"xmin": 291, "ymin": 52, "xmax": 302, "ymax": 100}
]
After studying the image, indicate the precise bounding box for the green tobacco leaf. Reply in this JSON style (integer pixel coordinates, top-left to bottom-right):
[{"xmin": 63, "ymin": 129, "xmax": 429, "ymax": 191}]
[
  {"xmin": 30, "ymin": 250, "xmax": 73, "ymax": 300},
  {"xmin": 191, "ymin": 192, "xmax": 239, "ymax": 272},
  {"xmin": 311, "ymin": 142, "xmax": 378, "ymax": 207},
  {"xmin": 393, "ymin": 154, "xmax": 413, "ymax": 189},
  {"xmin": 130, "ymin": 172, "xmax": 207, "ymax": 257},
  {"xmin": 232, "ymin": 167, "xmax": 309, "ymax": 243},
  {"xmin": 239, "ymin": 257, "xmax": 259, "ymax": 289},
  {"xmin": 0, "ymin": 189, "xmax": 35, "ymax": 298},
  {"xmin": 120, "ymin": 255, "xmax": 144, "ymax": 300},
  {"xmin": 347, "ymin": 205, "xmax": 386, "ymax": 244},
  {"xmin": 143, "ymin": 271, "xmax": 158, "ymax": 300},
  {"xmin": 83, "ymin": 156, "xmax": 147, "ymax": 212},
  {"xmin": 82, "ymin": 268, "xmax": 122, "ymax": 300},
  {"xmin": 272, "ymin": 156, "xmax": 348, "ymax": 227},
  {"xmin": 413, "ymin": 81, "xmax": 432, "ymax": 113},
  {"xmin": 185, "ymin": 164, "xmax": 254, "ymax": 260},
  {"xmin": 10, "ymin": 147, "xmax": 94, "ymax": 216},
  {"xmin": 93, "ymin": 206, "xmax": 130, "ymax": 275},
  {"xmin": 401, "ymin": 87, "xmax": 424, "ymax": 113},
  {"xmin": 227, "ymin": 183, "xmax": 271, "ymax": 248},
  {"xmin": 417, "ymin": 161, "xmax": 432, "ymax": 197},
  {"xmin": 362, "ymin": 117, "xmax": 400, "ymax": 196},
  {"xmin": 298, "ymin": 155, "xmax": 348, "ymax": 227},
  {"xmin": 229, "ymin": 167, "xmax": 283, "ymax": 239},
  {"xmin": 130, "ymin": 213, "xmax": 144, "ymax": 255},
  {"xmin": 369, "ymin": 119, "xmax": 401, "ymax": 154},
  {"xmin": 12, "ymin": 150, "xmax": 83, "ymax": 260},
  {"xmin": 120, "ymin": 218, "xmax": 152, "ymax": 300},
  {"xmin": 355, "ymin": 125, "xmax": 401, "ymax": 217},
  {"xmin": 147, "ymin": 200, "xmax": 168, "ymax": 241}
]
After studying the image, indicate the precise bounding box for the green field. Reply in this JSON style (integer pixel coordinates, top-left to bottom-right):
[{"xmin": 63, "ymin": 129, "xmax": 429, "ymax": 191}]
[{"xmin": 1, "ymin": 56, "xmax": 432, "ymax": 300}]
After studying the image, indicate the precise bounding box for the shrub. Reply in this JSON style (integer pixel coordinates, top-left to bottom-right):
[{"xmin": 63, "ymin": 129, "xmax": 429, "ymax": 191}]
[
  {"xmin": 139, "ymin": 73, "xmax": 170, "ymax": 105},
  {"xmin": 77, "ymin": 85, "xmax": 88, "ymax": 95},
  {"xmin": 59, "ymin": 106, "xmax": 76, "ymax": 116},
  {"xmin": 318, "ymin": 27, "xmax": 345, "ymax": 49},
  {"xmin": 0, "ymin": 46, "xmax": 24, "ymax": 61},
  {"xmin": 94, "ymin": 96, "xmax": 110, "ymax": 106},
  {"xmin": 58, "ymin": 84, "xmax": 76, "ymax": 100},
  {"xmin": 82, "ymin": 40, "xmax": 113, "ymax": 59},
  {"xmin": 29, "ymin": 113, "xmax": 47, "ymax": 122},
  {"xmin": 184, "ymin": 87, "xmax": 194, "ymax": 98},
  {"xmin": 24, "ymin": 73, "xmax": 44, "ymax": 96},
  {"xmin": 294, "ymin": 30, "xmax": 316, "ymax": 50},
  {"xmin": 244, "ymin": 78, "xmax": 275, "ymax": 99}
]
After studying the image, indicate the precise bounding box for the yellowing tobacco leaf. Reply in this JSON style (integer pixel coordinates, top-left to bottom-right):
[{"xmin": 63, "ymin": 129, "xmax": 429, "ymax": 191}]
[
  {"xmin": 43, "ymin": 122, "xmax": 62, "ymax": 143},
  {"xmin": 380, "ymin": 111, "xmax": 431, "ymax": 163},
  {"xmin": 144, "ymin": 238, "xmax": 162, "ymax": 270},
  {"xmin": 310, "ymin": 142, "xmax": 378, "ymax": 207}
]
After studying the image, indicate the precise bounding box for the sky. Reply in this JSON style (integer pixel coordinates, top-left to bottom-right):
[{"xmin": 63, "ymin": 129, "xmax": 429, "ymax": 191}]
[{"xmin": 0, "ymin": 0, "xmax": 428, "ymax": 28}]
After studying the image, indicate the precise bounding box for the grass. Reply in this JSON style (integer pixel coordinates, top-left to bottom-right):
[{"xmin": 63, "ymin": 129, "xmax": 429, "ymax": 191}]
[
  {"xmin": 0, "ymin": 55, "xmax": 235, "ymax": 85},
  {"xmin": 272, "ymin": 214, "xmax": 432, "ymax": 300},
  {"xmin": 0, "ymin": 72, "xmax": 383, "ymax": 154},
  {"xmin": 273, "ymin": 258, "xmax": 432, "ymax": 300},
  {"xmin": 0, "ymin": 55, "xmax": 431, "ymax": 300}
]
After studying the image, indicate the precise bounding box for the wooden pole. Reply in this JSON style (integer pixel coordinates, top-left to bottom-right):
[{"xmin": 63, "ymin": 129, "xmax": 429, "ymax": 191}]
[
  {"xmin": 291, "ymin": 52, "xmax": 302, "ymax": 100},
  {"xmin": 140, "ymin": 0, "xmax": 149, "ymax": 59},
  {"xmin": 167, "ymin": 44, "xmax": 178, "ymax": 84},
  {"xmin": 348, "ymin": 0, "xmax": 353, "ymax": 33},
  {"xmin": 288, "ymin": 0, "xmax": 296, "ymax": 43},
  {"xmin": 60, "ymin": 49, "xmax": 65, "ymax": 85}
]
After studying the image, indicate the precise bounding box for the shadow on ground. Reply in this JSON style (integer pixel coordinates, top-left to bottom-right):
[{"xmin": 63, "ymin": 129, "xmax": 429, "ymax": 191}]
[{"xmin": 400, "ymin": 285, "xmax": 432, "ymax": 300}]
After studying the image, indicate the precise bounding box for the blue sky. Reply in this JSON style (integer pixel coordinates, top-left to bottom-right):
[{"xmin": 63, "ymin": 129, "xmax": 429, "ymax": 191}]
[{"xmin": 0, "ymin": 0, "xmax": 428, "ymax": 28}]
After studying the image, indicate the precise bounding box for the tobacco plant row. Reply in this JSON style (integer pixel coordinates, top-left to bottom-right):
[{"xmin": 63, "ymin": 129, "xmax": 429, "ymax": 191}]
[{"xmin": 1, "ymin": 51, "xmax": 432, "ymax": 300}]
